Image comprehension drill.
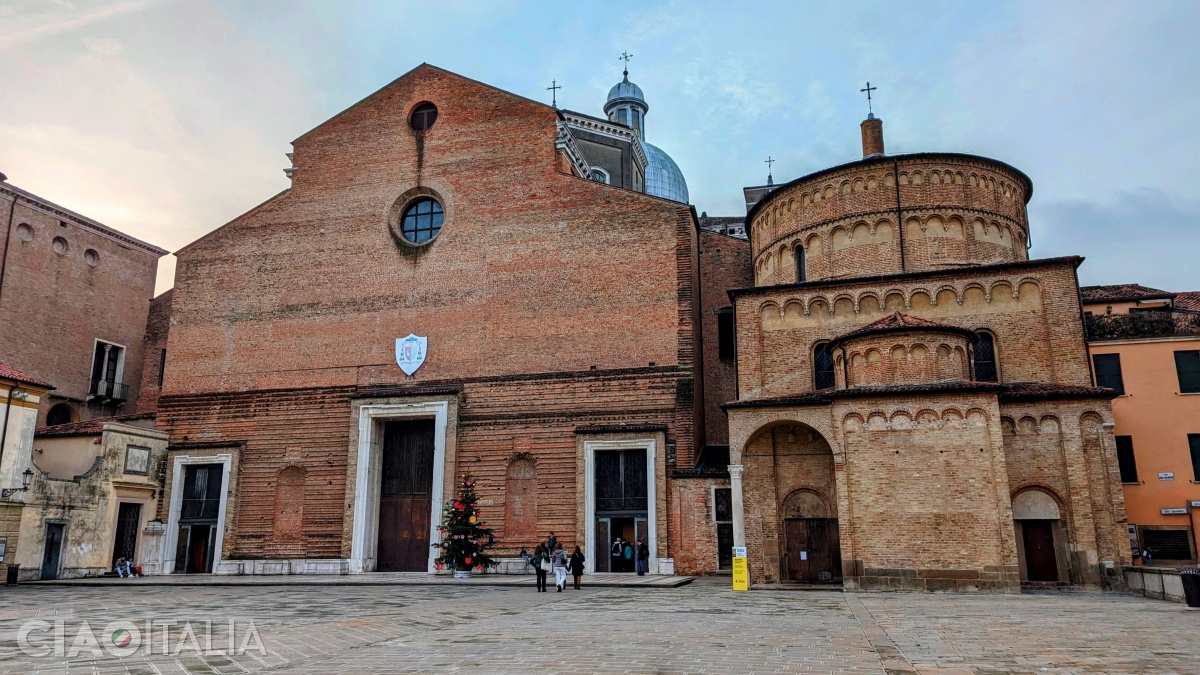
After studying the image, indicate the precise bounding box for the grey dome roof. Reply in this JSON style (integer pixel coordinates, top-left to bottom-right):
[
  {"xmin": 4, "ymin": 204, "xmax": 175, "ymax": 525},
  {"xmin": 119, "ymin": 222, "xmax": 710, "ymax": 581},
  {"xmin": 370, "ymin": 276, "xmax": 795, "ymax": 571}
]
[
  {"xmin": 606, "ymin": 75, "xmax": 646, "ymax": 110},
  {"xmin": 644, "ymin": 142, "xmax": 689, "ymax": 203}
]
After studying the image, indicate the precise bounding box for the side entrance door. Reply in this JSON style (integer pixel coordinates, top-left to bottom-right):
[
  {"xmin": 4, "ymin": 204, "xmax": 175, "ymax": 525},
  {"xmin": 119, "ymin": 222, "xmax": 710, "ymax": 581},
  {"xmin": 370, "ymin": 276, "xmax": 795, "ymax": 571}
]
[
  {"xmin": 1021, "ymin": 520, "xmax": 1058, "ymax": 582},
  {"xmin": 112, "ymin": 503, "xmax": 141, "ymax": 570},
  {"xmin": 785, "ymin": 518, "xmax": 841, "ymax": 583},
  {"xmin": 377, "ymin": 419, "xmax": 436, "ymax": 572},
  {"xmin": 41, "ymin": 523, "xmax": 64, "ymax": 580}
]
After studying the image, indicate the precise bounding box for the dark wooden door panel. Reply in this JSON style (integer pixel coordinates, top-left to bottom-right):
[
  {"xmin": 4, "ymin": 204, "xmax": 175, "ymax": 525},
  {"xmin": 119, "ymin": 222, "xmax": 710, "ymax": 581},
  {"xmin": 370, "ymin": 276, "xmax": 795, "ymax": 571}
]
[
  {"xmin": 786, "ymin": 518, "xmax": 841, "ymax": 582},
  {"xmin": 112, "ymin": 503, "xmax": 141, "ymax": 569},
  {"xmin": 1022, "ymin": 520, "xmax": 1058, "ymax": 582},
  {"xmin": 378, "ymin": 420, "xmax": 436, "ymax": 572},
  {"xmin": 785, "ymin": 519, "xmax": 808, "ymax": 581}
]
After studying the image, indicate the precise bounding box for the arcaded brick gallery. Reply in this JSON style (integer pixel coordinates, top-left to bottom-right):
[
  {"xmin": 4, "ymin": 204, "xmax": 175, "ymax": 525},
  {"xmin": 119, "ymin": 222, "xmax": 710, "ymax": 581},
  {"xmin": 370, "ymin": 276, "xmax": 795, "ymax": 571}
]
[{"xmin": 146, "ymin": 64, "xmax": 1129, "ymax": 590}]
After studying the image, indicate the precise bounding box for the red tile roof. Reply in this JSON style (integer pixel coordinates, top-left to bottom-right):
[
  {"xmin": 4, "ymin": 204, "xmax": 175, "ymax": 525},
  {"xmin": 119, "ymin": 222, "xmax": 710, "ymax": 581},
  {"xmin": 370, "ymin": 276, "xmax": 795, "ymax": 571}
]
[
  {"xmin": 1174, "ymin": 292, "xmax": 1200, "ymax": 312},
  {"xmin": 1079, "ymin": 284, "xmax": 1174, "ymax": 303},
  {"xmin": 830, "ymin": 312, "xmax": 974, "ymax": 346},
  {"xmin": 35, "ymin": 413, "xmax": 156, "ymax": 437},
  {"xmin": 0, "ymin": 361, "xmax": 53, "ymax": 389}
]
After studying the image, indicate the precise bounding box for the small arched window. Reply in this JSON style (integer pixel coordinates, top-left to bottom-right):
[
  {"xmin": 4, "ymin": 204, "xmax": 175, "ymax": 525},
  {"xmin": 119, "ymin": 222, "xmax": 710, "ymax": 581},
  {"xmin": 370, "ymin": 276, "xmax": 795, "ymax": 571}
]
[
  {"xmin": 590, "ymin": 168, "xmax": 610, "ymax": 184},
  {"xmin": 795, "ymin": 245, "xmax": 806, "ymax": 282},
  {"xmin": 972, "ymin": 330, "xmax": 999, "ymax": 382},
  {"xmin": 813, "ymin": 342, "xmax": 835, "ymax": 390},
  {"xmin": 46, "ymin": 403, "xmax": 74, "ymax": 426}
]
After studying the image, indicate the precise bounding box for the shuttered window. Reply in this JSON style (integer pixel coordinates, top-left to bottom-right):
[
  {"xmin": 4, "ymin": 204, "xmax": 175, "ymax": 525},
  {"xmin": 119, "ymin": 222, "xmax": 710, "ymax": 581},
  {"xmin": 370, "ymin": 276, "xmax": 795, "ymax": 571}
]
[
  {"xmin": 1115, "ymin": 435, "xmax": 1139, "ymax": 483},
  {"xmin": 1174, "ymin": 350, "xmax": 1200, "ymax": 394},
  {"xmin": 1093, "ymin": 353, "xmax": 1124, "ymax": 395}
]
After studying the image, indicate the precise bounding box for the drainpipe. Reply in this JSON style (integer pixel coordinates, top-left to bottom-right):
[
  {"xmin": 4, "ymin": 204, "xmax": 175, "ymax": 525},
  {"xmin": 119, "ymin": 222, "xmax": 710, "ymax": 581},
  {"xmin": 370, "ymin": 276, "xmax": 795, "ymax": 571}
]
[{"xmin": 0, "ymin": 187, "xmax": 18, "ymax": 306}]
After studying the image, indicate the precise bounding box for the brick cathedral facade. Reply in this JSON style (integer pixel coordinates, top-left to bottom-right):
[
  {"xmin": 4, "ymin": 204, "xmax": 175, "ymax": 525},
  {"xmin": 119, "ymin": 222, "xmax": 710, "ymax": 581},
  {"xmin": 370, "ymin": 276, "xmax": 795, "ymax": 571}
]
[{"xmin": 146, "ymin": 65, "xmax": 1129, "ymax": 589}]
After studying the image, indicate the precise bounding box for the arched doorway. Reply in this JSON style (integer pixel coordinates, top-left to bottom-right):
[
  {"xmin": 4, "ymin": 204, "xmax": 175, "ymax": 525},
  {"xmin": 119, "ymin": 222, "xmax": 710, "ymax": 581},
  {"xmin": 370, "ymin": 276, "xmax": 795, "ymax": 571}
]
[
  {"xmin": 740, "ymin": 421, "xmax": 842, "ymax": 584},
  {"xmin": 781, "ymin": 489, "xmax": 841, "ymax": 583},
  {"xmin": 1012, "ymin": 489, "xmax": 1067, "ymax": 583}
]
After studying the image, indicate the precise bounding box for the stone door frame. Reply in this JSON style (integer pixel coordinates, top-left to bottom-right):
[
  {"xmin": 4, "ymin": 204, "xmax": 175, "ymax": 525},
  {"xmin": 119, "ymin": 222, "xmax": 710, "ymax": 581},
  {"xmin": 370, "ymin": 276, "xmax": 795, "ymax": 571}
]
[
  {"xmin": 349, "ymin": 399, "xmax": 450, "ymax": 574},
  {"xmin": 163, "ymin": 453, "xmax": 232, "ymax": 574},
  {"xmin": 582, "ymin": 437, "xmax": 660, "ymax": 575}
]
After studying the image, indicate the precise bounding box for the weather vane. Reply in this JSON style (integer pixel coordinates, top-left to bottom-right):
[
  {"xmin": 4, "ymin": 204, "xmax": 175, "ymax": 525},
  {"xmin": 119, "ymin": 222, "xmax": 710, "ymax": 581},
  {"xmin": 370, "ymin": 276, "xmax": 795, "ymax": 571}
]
[
  {"xmin": 860, "ymin": 81, "xmax": 878, "ymax": 117},
  {"xmin": 546, "ymin": 79, "xmax": 562, "ymax": 108},
  {"xmin": 619, "ymin": 51, "xmax": 634, "ymax": 77}
]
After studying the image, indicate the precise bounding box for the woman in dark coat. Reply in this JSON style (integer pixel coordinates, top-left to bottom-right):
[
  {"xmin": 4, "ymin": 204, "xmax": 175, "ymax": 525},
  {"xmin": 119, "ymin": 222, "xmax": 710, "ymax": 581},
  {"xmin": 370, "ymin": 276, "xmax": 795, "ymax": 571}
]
[
  {"xmin": 530, "ymin": 544, "xmax": 549, "ymax": 592},
  {"xmin": 569, "ymin": 546, "xmax": 586, "ymax": 589}
]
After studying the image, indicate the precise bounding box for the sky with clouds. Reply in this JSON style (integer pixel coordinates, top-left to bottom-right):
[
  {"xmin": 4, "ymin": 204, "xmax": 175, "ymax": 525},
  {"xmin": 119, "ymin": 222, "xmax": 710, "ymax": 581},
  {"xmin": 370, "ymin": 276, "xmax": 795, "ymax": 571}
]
[{"xmin": 2, "ymin": 0, "xmax": 1198, "ymax": 295}]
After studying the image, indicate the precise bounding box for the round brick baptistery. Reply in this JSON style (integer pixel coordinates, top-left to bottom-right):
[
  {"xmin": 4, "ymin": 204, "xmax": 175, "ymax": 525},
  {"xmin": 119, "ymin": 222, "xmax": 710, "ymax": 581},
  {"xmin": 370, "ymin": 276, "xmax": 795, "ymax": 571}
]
[{"xmin": 748, "ymin": 133, "xmax": 1033, "ymax": 287}]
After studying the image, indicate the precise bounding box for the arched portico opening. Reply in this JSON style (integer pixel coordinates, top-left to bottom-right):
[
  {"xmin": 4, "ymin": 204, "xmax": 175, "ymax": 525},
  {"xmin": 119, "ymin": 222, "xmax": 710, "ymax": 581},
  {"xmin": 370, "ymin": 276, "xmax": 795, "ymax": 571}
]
[{"xmin": 739, "ymin": 420, "xmax": 843, "ymax": 584}]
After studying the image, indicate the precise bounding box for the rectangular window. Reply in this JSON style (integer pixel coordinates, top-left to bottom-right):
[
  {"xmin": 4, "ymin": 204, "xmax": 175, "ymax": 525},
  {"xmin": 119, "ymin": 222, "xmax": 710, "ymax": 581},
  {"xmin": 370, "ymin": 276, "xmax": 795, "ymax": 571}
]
[
  {"xmin": 89, "ymin": 339, "xmax": 126, "ymax": 399},
  {"xmin": 714, "ymin": 488, "xmax": 733, "ymax": 571},
  {"xmin": 717, "ymin": 309, "xmax": 735, "ymax": 361},
  {"xmin": 157, "ymin": 348, "xmax": 167, "ymax": 387},
  {"xmin": 1138, "ymin": 527, "xmax": 1194, "ymax": 561},
  {"xmin": 181, "ymin": 464, "xmax": 224, "ymax": 521},
  {"xmin": 1175, "ymin": 350, "xmax": 1200, "ymax": 393},
  {"xmin": 1190, "ymin": 434, "xmax": 1200, "ymax": 482},
  {"xmin": 1115, "ymin": 435, "xmax": 1139, "ymax": 483},
  {"xmin": 1093, "ymin": 353, "xmax": 1124, "ymax": 395}
]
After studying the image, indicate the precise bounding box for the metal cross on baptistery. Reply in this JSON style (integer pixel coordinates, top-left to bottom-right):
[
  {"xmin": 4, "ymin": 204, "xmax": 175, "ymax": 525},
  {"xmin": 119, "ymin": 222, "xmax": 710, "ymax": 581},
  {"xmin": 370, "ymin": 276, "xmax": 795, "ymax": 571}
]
[
  {"xmin": 619, "ymin": 51, "xmax": 634, "ymax": 76},
  {"xmin": 546, "ymin": 79, "xmax": 562, "ymax": 108},
  {"xmin": 860, "ymin": 81, "xmax": 878, "ymax": 116}
]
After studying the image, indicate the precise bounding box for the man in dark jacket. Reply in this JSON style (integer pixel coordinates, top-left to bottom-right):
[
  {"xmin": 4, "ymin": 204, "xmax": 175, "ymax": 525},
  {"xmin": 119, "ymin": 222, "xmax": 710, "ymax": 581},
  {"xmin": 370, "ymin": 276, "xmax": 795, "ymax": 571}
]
[{"xmin": 636, "ymin": 539, "xmax": 650, "ymax": 575}]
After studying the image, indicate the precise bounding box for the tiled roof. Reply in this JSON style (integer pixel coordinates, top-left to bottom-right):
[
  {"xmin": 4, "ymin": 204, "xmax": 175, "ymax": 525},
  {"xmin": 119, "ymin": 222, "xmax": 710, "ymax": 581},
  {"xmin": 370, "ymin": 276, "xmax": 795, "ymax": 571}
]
[
  {"xmin": 830, "ymin": 312, "xmax": 973, "ymax": 346},
  {"xmin": 998, "ymin": 382, "xmax": 1118, "ymax": 401},
  {"xmin": 35, "ymin": 413, "xmax": 156, "ymax": 437},
  {"xmin": 1174, "ymin": 292, "xmax": 1200, "ymax": 312},
  {"xmin": 1079, "ymin": 284, "xmax": 1174, "ymax": 303},
  {"xmin": 0, "ymin": 362, "xmax": 53, "ymax": 389}
]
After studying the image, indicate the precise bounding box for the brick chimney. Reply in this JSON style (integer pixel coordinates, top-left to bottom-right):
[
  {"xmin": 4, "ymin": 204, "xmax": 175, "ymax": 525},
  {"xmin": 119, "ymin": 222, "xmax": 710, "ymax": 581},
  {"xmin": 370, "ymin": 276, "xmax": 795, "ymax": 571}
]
[{"xmin": 861, "ymin": 116, "xmax": 885, "ymax": 157}]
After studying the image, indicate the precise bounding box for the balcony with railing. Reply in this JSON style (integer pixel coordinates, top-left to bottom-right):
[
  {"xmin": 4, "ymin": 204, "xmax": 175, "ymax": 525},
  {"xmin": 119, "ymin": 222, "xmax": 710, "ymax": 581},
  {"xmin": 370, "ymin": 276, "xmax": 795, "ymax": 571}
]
[
  {"xmin": 1085, "ymin": 309, "xmax": 1200, "ymax": 341},
  {"xmin": 88, "ymin": 379, "xmax": 130, "ymax": 402}
]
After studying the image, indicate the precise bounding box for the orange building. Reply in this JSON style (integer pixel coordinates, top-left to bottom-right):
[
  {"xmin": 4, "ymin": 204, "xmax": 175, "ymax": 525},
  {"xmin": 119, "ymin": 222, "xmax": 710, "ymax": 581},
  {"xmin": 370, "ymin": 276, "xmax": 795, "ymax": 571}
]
[{"xmin": 1082, "ymin": 284, "xmax": 1200, "ymax": 564}]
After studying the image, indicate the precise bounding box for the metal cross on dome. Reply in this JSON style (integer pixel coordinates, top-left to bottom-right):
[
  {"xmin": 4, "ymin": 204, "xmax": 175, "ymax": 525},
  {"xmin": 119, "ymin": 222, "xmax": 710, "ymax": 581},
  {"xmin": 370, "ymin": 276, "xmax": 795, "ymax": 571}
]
[
  {"xmin": 765, "ymin": 156, "xmax": 775, "ymax": 183},
  {"xmin": 546, "ymin": 79, "xmax": 562, "ymax": 108},
  {"xmin": 619, "ymin": 50, "xmax": 633, "ymax": 76},
  {"xmin": 860, "ymin": 81, "xmax": 878, "ymax": 116}
]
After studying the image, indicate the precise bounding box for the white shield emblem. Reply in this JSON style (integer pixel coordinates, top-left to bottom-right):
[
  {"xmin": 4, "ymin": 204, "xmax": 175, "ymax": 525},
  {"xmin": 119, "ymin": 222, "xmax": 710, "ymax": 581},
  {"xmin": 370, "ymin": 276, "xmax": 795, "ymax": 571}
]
[{"xmin": 395, "ymin": 334, "xmax": 428, "ymax": 376}]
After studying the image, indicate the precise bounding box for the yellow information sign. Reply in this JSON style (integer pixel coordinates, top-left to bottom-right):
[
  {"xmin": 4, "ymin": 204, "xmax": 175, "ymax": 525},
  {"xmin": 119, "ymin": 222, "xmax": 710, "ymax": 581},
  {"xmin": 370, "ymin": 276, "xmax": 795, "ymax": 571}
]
[{"xmin": 731, "ymin": 546, "xmax": 749, "ymax": 591}]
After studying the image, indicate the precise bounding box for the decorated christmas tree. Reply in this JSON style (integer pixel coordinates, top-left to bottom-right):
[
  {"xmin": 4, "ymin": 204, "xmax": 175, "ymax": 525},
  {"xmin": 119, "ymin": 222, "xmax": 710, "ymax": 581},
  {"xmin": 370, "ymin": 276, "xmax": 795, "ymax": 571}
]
[{"xmin": 432, "ymin": 473, "xmax": 497, "ymax": 573}]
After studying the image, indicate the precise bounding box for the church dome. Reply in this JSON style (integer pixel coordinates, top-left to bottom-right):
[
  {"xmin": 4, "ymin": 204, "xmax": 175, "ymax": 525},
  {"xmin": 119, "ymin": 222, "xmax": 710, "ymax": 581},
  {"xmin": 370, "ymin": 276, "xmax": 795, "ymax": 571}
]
[
  {"xmin": 606, "ymin": 76, "xmax": 646, "ymax": 109},
  {"xmin": 644, "ymin": 142, "xmax": 689, "ymax": 203}
]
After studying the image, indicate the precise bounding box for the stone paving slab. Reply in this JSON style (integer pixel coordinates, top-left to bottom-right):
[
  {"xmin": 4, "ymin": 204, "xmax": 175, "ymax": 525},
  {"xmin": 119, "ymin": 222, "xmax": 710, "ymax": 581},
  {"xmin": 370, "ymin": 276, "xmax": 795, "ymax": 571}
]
[
  {"xmin": 0, "ymin": 579, "xmax": 1196, "ymax": 673},
  {"xmin": 28, "ymin": 572, "xmax": 693, "ymax": 589}
]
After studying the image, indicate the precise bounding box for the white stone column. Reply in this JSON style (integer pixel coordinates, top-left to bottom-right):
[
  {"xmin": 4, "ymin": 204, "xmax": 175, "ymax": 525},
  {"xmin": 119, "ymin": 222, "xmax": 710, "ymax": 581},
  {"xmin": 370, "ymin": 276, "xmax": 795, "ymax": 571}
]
[{"xmin": 729, "ymin": 464, "xmax": 746, "ymax": 548}]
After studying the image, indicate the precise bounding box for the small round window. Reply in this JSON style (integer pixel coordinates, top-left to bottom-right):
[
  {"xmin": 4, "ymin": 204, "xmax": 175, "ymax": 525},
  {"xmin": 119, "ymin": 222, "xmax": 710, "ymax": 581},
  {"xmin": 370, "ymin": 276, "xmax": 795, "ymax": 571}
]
[
  {"xmin": 400, "ymin": 198, "xmax": 444, "ymax": 244},
  {"xmin": 410, "ymin": 102, "xmax": 438, "ymax": 131}
]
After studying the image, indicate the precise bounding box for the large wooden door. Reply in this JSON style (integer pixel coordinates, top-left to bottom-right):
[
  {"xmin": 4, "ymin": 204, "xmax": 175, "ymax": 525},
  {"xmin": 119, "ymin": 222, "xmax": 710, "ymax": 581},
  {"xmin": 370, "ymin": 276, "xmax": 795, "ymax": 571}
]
[
  {"xmin": 785, "ymin": 518, "xmax": 841, "ymax": 583},
  {"xmin": 1021, "ymin": 520, "xmax": 1058, "ymax": 582},
  {"xmin": 377, "ymin": 419, "xmax": 436, "ymax": 572}
]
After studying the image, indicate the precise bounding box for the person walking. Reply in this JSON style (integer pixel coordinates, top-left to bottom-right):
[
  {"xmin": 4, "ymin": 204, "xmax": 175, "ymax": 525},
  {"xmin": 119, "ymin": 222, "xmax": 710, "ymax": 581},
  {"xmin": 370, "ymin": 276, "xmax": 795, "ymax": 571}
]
[
  {"xmin": 546, "ymin": 532, "xmax": 557, "ymax": 552},
  {"xmin": 531, "ymin": 544, "xmax": 550, "ymax": 592},
  {"xmin": 569, "ymin": 545, "xmax": 586, "ymax": 589},
  {"xmin": 611, "ymin": 537, "xmax": 623, "ymax": 572},
  {"xmin": 623, "ymin": 539, "xmax": 634, "ymax": 573},
  {"xmin": 636, "ymin": 538, "xmax": 649, "ymax": 576},
  {"xmin": 551, "ymin": 542, "xmax": 569, "ymax": 591}
]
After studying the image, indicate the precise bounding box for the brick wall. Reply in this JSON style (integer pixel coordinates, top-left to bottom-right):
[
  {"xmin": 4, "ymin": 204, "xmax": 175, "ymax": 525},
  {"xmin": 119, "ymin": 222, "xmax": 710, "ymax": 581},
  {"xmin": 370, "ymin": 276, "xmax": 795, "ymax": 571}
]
[
  {"xmin": 159, "ymin": 65, "xmax": 701, "ymax": 563},
  {"xmin": 0, "ymin": 185, "xmax": 163, "ymax": 423},
  {"xmin": 748, "ymin": 155, "xmax": 1031, "ymax": 286},
  {"xmin": 135, "ymin": 290, "xmax": 173, "ymax": 413},
  {"xmin": 698, "ymin": 231, "xmax": 751, "ymax": 447}
]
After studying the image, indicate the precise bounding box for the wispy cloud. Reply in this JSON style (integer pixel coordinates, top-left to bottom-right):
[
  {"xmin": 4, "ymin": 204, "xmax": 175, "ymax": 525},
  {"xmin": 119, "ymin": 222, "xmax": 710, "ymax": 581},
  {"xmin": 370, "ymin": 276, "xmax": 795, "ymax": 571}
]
[{"xmin": 0, "ymin": 0, "xmax": 159, "ymax": 51}]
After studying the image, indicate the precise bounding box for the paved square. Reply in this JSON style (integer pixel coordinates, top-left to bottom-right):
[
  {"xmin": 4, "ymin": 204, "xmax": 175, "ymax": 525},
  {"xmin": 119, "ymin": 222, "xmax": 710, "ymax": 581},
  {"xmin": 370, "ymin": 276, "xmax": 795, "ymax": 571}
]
[{"xmin": 0, "ymin": 579, "xmax": 1196, "ymax": 673}]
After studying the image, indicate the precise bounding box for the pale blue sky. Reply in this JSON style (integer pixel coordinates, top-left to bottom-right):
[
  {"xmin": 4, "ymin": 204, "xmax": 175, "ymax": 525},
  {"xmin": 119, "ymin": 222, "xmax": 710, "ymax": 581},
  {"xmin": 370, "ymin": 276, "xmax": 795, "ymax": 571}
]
[{"xmin": 2, "ymin": 0, "xmax": 1197, "ymax": 294}]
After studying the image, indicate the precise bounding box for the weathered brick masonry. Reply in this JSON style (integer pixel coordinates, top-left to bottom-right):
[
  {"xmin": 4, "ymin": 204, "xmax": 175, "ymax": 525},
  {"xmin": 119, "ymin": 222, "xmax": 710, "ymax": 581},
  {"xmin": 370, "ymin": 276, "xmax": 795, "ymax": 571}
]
[{"xmin": 158, "ymin": 65, "xmax": 702, "ymax": 572}]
